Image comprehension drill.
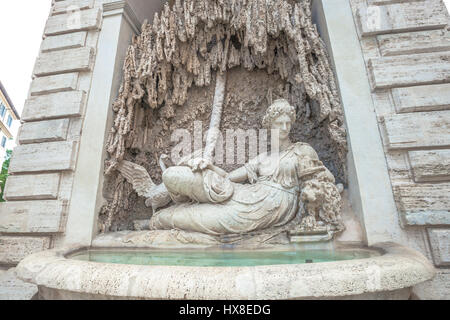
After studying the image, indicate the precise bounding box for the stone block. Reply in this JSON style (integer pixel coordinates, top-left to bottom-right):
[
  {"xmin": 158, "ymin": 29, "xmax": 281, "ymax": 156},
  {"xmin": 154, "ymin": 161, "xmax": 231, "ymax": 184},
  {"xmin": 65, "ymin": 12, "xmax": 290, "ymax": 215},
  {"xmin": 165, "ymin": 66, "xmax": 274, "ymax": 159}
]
[
  {"xmin": 45, "ymin": 8, "xmax": 101, "ymax": 36},
  {"xmin": 22, "ymin": 91, "xmax": 86, "ymax": 121},
  {"xmin": 395, "ymin": 183, "xmax": 450, "ymax": 212},
  {"xmin": 9, "ymin": 141, "xmax": 78, "ymax": 174},
  {"xmin": 0, "ymin": 200, "xmax": 65, "ymax": 233},
  {"xmin": 18, "ymin": 119, "xmax": 70, "ymax": 144},
  {"xmin": 404, "ymin": 211, "xmax": 450, "ymax": 226},
  {"xmin": 0, "ymin": 269, "xmax": 38, "ymax": 300},
  {"xmin": 4, "ymin": 173, "xmax": 61, "ymax": 201},
  {"xmin": 0, "ymin": 237, "xmax": 51, "ymax": 266},
  {"xmin": 34, "ymin": 47, "xmax": 94, "ymax": 77},
  {"xmin": 383, "ymin": 110, "xmax": 450, "ymax": 149},
  {"xmin": 357, "ymin": 0, "xmax": 448, "ymax": 36},
  {"xmin": 428, "ymin": 229, "xmax": 450, "ymax": 267},
  {"xmin": 378, "ymin": 29, "xmax": 450, "ymax": 56},
  {"xmin": 368, "ymin": 52, "xmax": 450, "ymax": 90},
  {"xmin": 392, "ymin": 84, "xmax": 450, "ymax": 113},
  {"xmin": 30, "ymin": 73, "xmax": 78, "ymax": 96},
  {"xmin": 41, "ymin": 32, "xmax": 87, "ymax": 52},
  {"xmin": 408, "ymin": 149, "xmax": 450, "ymax": 182},
  {"xmin": 52, "ymin": 0, "xmax": 94, "ymax": 15}
]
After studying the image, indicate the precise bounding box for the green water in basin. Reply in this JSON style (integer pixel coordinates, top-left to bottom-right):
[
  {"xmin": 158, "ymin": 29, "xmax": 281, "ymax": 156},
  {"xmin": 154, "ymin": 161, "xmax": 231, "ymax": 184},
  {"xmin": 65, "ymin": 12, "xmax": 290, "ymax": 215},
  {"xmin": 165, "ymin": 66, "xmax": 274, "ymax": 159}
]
[{"xmin": 70, "ymin": 248, "xmax": 378, "ymax": 267}]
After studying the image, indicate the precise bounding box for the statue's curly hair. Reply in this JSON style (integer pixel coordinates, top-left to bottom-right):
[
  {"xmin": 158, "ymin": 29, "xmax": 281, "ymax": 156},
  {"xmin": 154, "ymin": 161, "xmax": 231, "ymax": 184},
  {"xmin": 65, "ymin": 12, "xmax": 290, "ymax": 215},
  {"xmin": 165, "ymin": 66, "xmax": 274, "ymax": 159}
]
[{"xmin": 262, "ymin": 99, "xmax": 296, "ymax": 129}]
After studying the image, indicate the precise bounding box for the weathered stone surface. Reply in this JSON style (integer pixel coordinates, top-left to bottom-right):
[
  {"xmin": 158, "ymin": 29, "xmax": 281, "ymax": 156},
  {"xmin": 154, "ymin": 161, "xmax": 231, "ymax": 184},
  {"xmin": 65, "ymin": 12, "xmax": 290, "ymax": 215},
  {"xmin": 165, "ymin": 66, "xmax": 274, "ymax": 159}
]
[
  {"xmin": 392, "ymin": 84, "xmax": 450, "ymax": 113},
  {"xmin": 412, "ymin": 269, "xmax": 450, "ymax": 300},
  {"xmin": 30, "ymin": 73, "xmax": 78, "ymax": 96},
  {"xmin": 0, "ymin": 200, "xmax": 65, "ymax": 233},
  {"xmin": 428, "ymin": 229, "xmax": 450, "ymax": 267},
  {"xmin": 404, "ymin": 211, "xmax": 450, "ymax": 226},
  {"xmin": 45, "ymin": 8, "xmax": 101, "ymax": 36},
  {"xmin": 357, "ymin": 0, "xmax": 448, "ymax": 36},
  {"xmin": 34, "ymin": 47, "xmax": 94, "ymax": 77},
  {"xmin": 368, "ymin": 0, "xmax": 422, "ymax": 4},
  {"xmin": 0, "ymin": 269, "xmax": 38, "ymax": 300},
  {"xmin": 408, "ymin": 149, "xmax": 450, "ymax": 182},
  {"xmin": 0, "ymin": 237, "xmax": 51, "ymax": 266},
  {"xmin": 394, "ymin": 182, "xmax": 450, "ymax": 213},
  {"xmin": 4, "ymin": 174, "xmax": 61, "ymax": 201},
  {"xmin": 18, "ymin": 119, "xmax": 70, "ymax": 145},
  {"xmin": 378, "ymin": 29, "xmax": 450, "ymax": 56},
  {"xmin": 9, "ymin": 141, "xmax": 78, "ymax": 173},
  {"xmin": 22, "ymin": 91, "xmax": 86, "ymax": 121},
  {"xmin": 368, "ymin": 53, "xmax": 450, "ymax": 90},
  {"xmin": 41, "ymin": 32, "xmax": 87, "ymax": 52},
  {"xmin": 383, "ymin": 111, "xmax": 450, "ymax": 149},
  {"xmin": 52, "ymin": 0, "xmax": 94, "ymax": 15}
]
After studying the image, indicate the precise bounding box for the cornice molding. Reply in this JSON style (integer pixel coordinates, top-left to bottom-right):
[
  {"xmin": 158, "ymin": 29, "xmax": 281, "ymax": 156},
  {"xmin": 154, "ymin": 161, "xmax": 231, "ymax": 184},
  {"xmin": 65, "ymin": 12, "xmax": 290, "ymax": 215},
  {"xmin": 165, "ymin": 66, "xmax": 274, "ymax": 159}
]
[{"xmin": 103, "ymin": 1, "xmax": 141, "ymax": 34}]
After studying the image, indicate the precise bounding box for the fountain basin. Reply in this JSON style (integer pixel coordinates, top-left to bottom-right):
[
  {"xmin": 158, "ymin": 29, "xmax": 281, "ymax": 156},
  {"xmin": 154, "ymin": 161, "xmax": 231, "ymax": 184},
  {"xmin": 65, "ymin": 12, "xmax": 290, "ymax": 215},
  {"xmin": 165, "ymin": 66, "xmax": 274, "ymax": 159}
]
[
  {"xmin": 15, "ymin": 242, "xmax": 435, "ymax": 300},
  {"xmin": 69, "ymin": 247, "xmax": 378, "ymax": 267}
]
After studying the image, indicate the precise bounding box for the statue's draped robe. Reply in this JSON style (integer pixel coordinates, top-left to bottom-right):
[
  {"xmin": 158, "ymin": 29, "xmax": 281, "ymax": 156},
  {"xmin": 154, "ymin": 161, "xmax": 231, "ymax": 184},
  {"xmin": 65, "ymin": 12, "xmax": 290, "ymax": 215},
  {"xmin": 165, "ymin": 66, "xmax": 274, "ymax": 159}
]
[{"xmin": 149, "ymin": 143, "xmax": 330, "ymax": 235}]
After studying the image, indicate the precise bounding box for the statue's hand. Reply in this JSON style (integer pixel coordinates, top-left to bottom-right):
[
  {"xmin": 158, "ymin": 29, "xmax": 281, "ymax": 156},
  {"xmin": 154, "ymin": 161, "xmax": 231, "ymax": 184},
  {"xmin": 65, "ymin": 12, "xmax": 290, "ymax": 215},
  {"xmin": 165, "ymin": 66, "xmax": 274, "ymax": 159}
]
[{"xmin": 187, "ymin": 158, "xmax": 212, "ymax": 172}]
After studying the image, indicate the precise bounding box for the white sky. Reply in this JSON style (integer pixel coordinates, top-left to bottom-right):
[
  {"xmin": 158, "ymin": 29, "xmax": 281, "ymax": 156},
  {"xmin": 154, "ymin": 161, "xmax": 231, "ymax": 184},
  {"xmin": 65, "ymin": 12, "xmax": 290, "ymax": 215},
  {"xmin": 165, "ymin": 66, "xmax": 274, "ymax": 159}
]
[{"xmin": 0, "ymin": 0, "xmax": 449, "ymax": 118}]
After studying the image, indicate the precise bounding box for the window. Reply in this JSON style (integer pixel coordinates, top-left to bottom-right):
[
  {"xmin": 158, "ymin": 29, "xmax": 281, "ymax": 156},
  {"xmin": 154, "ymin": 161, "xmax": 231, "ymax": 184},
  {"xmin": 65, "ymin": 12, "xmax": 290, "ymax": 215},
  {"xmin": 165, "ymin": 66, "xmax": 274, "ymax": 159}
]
[
  {"xmin": 6, "ymin": 115, "xmax": 12, "ymax": 127},
  {"xmin": 0, "ymin": 103, "xmax": 5, "ymax": 119},
  {"xmin": 1, "ymin": 136, "xmax": 6, "ymax": 148}
]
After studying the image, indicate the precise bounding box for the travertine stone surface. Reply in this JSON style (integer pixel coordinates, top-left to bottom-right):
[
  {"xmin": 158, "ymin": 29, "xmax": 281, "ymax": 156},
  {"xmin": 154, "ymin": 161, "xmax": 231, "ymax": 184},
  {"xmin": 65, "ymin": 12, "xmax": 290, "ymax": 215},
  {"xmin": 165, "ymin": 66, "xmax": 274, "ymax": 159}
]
[
  {"xmin": 383, "ymin": 111, "xmax": 450, "ymax": 149},
  {"xmin": 349, "ymin": 0, "xmax": 449, "ymax": 298},
  {"xmin": 22, "ymin": 91, "xmax": 86, "ymax": 121},
  {"xmin": 408, "ymin": 150, "xmax": 450, "ymax": 182},
  {"xmin": 412, "ymin": 269, "xmax": 450, "ymax": 300},
  {"xmin": 44, "ymin": 8, "xmax": 101, "ymax": 36},
  {"xmin": 18, "ymin": 119, "xmax": 70, "ymax": 144},
  {"xmin": 0, "ymin": 237, "xmax": 51, "ymax": 266},
  {"xmin": 30, "ymin": 73, "xmax": 79, "ymax": 96},
  {"xmin": 0, "ymin": 200, "xmax": 65, "ymax": 234},
  {"xmin": 52, "ymin": 0, "xmax": 94, "ymax": 15},
  {"xmin": 394, "ymin": 183, "xmax": 450, "ymax": 215},
  {"xmin": 34, "ymin": 47, "xmax": 94, "ymax": 77},
  {"xmin": 368, "ymin": 53, "xmax": 450, "ymax": 90},
  {"xmin": 404, "ymin": 211, "xmax": 450, "ymax": 226},
  {"xmin": 4, "ymin": 174, "xmax": 61, "ymax": 201},
  {"xmin": 378, "ymin": 30, "xmax": 450, "ymax": 56},
  {"xmin": 9, "ymin": 141, "xmax": 77, "ymax": 173},
  {"xmin": 368, "ymin": 0, "xmax": 422, "ymax": 5},
  {"xmin": 0, "ymin": 269, "xmax": 38, "ymax": 300},
  {"xmin": 428, "ymin": 229, "xmax": 450, "ymax": 267},
  {"xmin": 392, "ymin": 84, "xmax": 450, "ymax": 113},
  {"xmin": 41, "ymin": 32, "xmax": 88, "ymax": 52},
  {"xmin": 357, "ymin": 0, "xmax": 448, "ymax": 36}
]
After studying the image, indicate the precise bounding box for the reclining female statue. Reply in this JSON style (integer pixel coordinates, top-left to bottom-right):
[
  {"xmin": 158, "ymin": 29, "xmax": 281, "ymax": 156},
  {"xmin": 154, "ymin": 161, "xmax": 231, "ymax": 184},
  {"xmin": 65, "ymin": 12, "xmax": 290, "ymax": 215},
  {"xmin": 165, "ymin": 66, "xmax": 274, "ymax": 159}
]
[{"xmin": 146, "ymin": 99, "xmax": 344, "ymax": 236}]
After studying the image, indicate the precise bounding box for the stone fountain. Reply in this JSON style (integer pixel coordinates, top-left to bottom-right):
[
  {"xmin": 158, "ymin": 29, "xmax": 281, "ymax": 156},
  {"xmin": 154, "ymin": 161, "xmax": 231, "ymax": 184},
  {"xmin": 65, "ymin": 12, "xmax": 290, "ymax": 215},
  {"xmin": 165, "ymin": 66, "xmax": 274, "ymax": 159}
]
[{"xmin": 6, "ymin": 0, "xmax": 445, "ymax": 300}]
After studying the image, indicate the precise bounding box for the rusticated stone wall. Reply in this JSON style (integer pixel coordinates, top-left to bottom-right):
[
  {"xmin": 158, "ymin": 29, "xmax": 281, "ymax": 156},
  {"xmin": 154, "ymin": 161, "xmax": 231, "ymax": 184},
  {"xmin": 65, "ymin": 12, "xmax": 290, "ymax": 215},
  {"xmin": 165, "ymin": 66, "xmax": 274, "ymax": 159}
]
[
  {"xmin": 0, "ymin": 0, "xmax": 103, "ymax": 266},
  {"xmin": 350, "ymin": 0, "xmax": 450, "ymax": 299}
]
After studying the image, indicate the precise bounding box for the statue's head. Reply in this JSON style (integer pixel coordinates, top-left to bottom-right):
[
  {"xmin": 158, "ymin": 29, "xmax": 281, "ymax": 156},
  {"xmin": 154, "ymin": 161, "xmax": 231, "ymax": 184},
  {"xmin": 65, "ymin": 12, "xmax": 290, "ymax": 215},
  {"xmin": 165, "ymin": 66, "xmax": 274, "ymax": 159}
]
[{"xmin": 262, "ymin": 99, "xmax": 296, "ymax": 139}]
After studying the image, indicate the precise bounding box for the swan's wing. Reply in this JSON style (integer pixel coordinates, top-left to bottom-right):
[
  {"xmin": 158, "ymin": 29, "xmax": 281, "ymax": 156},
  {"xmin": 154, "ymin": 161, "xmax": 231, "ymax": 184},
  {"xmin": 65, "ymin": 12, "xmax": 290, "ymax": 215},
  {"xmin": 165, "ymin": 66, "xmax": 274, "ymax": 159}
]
[{"xmin": 117, "ymin": 160, "xmax": 155, "ymax": 198}]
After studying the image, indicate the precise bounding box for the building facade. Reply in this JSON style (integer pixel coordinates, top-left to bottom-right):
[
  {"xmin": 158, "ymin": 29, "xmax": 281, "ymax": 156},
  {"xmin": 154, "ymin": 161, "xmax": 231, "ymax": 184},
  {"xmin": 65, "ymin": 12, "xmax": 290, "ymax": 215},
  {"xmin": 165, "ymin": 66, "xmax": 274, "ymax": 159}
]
[{"xmin": 0, "ymin": 82, "xmax": 20, "ymax": 169}]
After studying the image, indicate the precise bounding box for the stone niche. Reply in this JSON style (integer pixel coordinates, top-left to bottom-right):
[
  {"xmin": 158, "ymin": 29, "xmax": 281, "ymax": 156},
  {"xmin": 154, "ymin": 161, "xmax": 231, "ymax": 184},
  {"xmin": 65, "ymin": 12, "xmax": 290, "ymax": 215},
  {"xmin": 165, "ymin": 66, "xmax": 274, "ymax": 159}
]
[
  {"xmin": 63, "ymin": 0, "xmax": 394, "ymax": 247},
  {"xmin": 98, "ymin": 0, "xmax": 348, "ymax": 232}
]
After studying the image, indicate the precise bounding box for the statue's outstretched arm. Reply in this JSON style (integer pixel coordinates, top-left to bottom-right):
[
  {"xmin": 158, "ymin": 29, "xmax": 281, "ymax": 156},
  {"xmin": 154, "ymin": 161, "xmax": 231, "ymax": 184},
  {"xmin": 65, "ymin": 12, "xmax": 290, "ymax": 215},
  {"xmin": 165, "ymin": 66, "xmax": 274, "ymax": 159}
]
[
  {"xmin": 226, "ymin": 166, "xmax": 248, "ymax": 183},
  {"xmin": 206, "ymin": 164, "xmax": 228, "ymax": 178}
]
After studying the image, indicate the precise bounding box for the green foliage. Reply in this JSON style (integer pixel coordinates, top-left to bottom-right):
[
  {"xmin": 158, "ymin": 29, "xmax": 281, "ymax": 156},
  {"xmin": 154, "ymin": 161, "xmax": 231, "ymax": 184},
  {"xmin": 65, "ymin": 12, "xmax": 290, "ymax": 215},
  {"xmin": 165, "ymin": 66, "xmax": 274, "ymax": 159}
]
[{"xmin": 0, "ymin": 149, "xmax": 12, "ymax": 202}]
